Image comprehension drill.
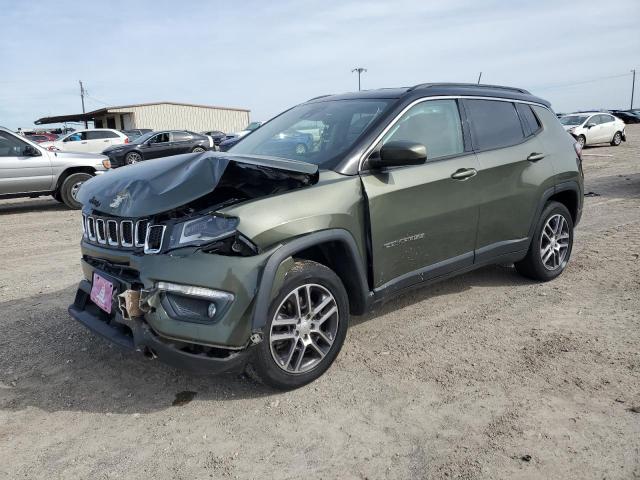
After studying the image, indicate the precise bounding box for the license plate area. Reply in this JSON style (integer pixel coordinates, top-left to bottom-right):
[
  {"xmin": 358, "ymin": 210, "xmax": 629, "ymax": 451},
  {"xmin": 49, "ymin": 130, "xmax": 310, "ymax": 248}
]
[{"xmin": 90, "ymin": 272, "xmax": 115, "ymax": 314}]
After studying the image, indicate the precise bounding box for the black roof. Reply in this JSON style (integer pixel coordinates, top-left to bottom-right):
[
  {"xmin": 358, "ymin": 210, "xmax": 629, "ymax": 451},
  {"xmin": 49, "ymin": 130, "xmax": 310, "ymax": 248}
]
[{"xmin": 308, "ymin": 83, "xmax": 551, "ymax": 108}]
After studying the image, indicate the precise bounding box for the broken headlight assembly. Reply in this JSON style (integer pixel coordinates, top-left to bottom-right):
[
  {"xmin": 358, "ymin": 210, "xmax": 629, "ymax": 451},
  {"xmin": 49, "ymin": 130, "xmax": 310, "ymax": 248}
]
[{"xmin": 166, "ymin": 215, "xmax": 257, "ymax": 256}]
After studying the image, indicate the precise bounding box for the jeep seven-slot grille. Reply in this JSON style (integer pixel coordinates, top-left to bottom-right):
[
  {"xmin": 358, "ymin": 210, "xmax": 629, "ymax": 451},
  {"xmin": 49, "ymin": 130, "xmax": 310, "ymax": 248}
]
[{"xmin": 82, "ymin": 214, "xmax": 164, "ymax": 253}]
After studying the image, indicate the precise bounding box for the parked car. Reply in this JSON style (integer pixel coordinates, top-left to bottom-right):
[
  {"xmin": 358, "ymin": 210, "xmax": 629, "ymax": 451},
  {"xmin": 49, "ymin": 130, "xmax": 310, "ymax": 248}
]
[
  {"xmin": 608, "ymin": 110, "xmax": 640, "ymax": 124},
  {"xmin": 41, "ymin": 128, "xmax": 129, "ymax": 154},
  {"xmin": 559, "ymin": 112, "xmax": 626, "ymax": 147},
  {"xmin": 0, "ymin": 126, "xmax": 110, "ymax": 209},
  {"xmin": 70, "ymin": 83, "xmax": 583, "ymax": 390},
  {"xmin": 25, "ymin": 133, "xmax": 58, "ymax": 143},
  {"xmin": 121, "ymin": 129, "xmax": 153, "ymax": 140},
  {"xmin": 201, "ymin": 130, "xmax": 227, "ymax": 147},
  {"xmin": 103, "ymin": 130, "xmax": 214, "ymax": 167},
  {"xmin": 219, "ymin": 121, "xmax": 263, "ymax": 151}
]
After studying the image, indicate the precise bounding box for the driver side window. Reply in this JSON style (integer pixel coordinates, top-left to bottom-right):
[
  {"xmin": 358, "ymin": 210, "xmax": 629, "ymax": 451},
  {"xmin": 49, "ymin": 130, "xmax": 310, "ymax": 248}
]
[
  {"xmin": 150, "ymin": 133, "xmax": 169, "ymax": 144},
  {"xmin": 383, "ymin": 100, "xmax": 464, "ymax": 160},
  {"xmin": 0, "ymin": 131, "xmax": 29, "ymax": 157}
]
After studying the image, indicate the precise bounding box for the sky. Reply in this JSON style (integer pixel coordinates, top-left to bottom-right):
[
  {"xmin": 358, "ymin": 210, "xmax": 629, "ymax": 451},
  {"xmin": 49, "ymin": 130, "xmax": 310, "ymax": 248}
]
[{"xmin": 1, "ymin": 0, "xmax": 639, "ymax": 130}]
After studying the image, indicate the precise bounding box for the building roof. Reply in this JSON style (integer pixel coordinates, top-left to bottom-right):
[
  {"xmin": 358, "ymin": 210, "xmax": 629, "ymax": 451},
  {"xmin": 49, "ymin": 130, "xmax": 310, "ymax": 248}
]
[{"xmin": 34, "ymin": 101, "xmax": 250, "ymax": 125}]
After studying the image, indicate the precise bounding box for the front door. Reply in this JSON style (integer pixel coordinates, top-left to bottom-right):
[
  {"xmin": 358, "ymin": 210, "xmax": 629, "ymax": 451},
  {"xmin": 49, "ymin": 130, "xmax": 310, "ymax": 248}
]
[
  {"xmin": 142, "ymin": 132, "xmax": 171, "ymax": 159},
  {"xmin": 0, "ymin": 132, "xmax": 52, "ymax": 194},
  {"xmin": 360, "ymin": 99, "xmax": 480, "ymax": 290}
]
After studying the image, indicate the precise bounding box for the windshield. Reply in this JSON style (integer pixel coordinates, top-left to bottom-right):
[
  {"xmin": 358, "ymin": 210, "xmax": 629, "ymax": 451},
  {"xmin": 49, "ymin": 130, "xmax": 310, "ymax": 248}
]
[
  {"xmin": 560, "ymin": 115, "xmax": 589, "ymax": 126},
  {"xmin": 229, "ymin": 99, "xmax": 391, "ymax": 168}
]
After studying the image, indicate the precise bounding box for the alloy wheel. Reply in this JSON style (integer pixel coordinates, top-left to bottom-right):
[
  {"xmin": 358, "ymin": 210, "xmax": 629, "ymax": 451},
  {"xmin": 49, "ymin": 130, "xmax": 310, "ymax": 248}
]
[
  {"xmin": 613, "ymin": 132, "xmax": 621, "ymax": 145},
  {"xmin": 269, "ymin": 283, "xmax": 339, "ymax": 374},
  {"xmin": 126, "ymin": 152, "xmax": 141, "ymax": 164},
  {"xmin": 540, "ymin": 213, "xmax": 570, "ymax": 270},
  {"xmin": 70, "ymin": 181, "xmax": 84, "ymax": 200},
  {"xmin": 193, "ymin": 147, "xmax": 205, "ymax": 152}
]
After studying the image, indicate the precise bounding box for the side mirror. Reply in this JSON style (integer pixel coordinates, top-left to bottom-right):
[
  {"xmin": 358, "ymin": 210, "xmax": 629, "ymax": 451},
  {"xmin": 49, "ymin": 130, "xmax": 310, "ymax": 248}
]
[
  {"xmin": 585, "ymin": 123, "xmax": 596, "ymax": 129},
  {"xmin": 23, "ymin": 145, "xmax": 41, "ymax": 157},
  {"xmin": 368, "ymin": 141, "xmax": 427, "ymax": 169}
]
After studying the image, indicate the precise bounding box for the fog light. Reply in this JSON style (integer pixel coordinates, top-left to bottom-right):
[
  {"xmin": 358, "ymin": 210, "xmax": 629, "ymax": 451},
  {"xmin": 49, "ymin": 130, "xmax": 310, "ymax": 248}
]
[{"xmin": 207, "ymin": 303, "xmax": 217, "ymax": 318}]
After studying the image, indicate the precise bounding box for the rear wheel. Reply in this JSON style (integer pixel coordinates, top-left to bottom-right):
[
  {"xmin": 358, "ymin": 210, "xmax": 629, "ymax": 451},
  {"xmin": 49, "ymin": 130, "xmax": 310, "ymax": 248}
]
[
  {"xmin": 59, "ymin": 173, "xmax": 92, "ymax": 209},
  {"xmin": 515, "ymin": 201, "xmax": 574, "ymax": 281},
  {"xmin": 294, "ymin": 143, "xmax": 307, "ymax": 155},
  {"xmin": 192, "ymin": 146, "xmax": 206, "ymax": 153},
  {"xmin": 610, "ymin": 131, "xmax": 622, "ymax": 146},
  {"xmin": 247, "ymin": 260, "xmax": 349, "ymax": 390}
]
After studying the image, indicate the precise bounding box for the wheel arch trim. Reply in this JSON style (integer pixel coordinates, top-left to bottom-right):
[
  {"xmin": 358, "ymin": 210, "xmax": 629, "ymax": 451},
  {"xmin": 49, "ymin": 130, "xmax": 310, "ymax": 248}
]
[{"xmin": 251, "ymin": 229, "xmax": 371, "ymax": 333}]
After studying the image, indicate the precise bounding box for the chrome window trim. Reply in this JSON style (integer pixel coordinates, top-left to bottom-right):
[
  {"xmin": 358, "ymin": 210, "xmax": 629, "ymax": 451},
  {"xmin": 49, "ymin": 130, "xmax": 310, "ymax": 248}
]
[
  {"xmin": 357, "ymin": 95, "xmax": 551, "ymax": 171},
  {"xmin": 144, "ymin": 225, "xmax": 166, "ymax": 254},
  {"xmin": 96, "ymin": 219, "xmax": 107, "ymax": 245},
  {"xmin": 106, "ymin": 220, "xmax": 119, "ymax": 246},
  {"xmin": 135, "ymin": 219, "xmax": 148, "ymax": 247},
  {"xmin": 121, "ymin": 220, "xmax": 134, "ymax": 247},
  {"xmin": 87, "ymin": 217, "xmax": 96, "ymax": 241}
]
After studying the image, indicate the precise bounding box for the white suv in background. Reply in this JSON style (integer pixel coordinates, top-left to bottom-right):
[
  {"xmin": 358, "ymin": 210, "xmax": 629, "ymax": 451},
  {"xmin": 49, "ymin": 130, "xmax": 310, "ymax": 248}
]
[
  {"xmin": 559, "ymin": 112, "xmax": 626, "ymax": 148},
  {"xmin": 41, "ymin": 128, "xmax": 129, "ymax": 154}
]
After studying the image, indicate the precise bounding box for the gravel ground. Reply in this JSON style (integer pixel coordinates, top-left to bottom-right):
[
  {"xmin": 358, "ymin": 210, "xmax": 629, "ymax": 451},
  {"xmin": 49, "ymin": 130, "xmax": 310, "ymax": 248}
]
[{"xmin": 1, "ymin": 126, "xmax": 638, "ymax": 479}]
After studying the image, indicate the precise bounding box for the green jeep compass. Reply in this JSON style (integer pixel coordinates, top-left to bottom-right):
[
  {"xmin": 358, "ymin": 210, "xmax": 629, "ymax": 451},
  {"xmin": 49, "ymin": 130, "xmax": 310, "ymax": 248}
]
[{"xmin": 70, "ymin": 83, "xmax": 584, "ymax": 389}]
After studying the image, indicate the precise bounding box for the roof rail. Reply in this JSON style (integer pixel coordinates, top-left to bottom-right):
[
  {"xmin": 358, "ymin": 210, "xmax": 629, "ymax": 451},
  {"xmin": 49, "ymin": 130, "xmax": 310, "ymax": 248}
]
[
  {"xmin": 307, "ymin": 94, "xmax": 333, "ymax": 102},
  {"xmin": 408, "ymin": 83, "xmax": 531, "ymax": 94}
]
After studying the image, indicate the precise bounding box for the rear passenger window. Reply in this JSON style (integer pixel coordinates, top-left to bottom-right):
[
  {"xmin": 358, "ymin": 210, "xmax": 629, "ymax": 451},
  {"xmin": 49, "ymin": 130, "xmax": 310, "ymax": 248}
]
[
  {"xmin": 515, "ymin": 103, "xmax": 541, "ymax": 137},
  {"xmin": 382, "ymin": 99, "xmax": 464, "ymax": 160},
  {"xmin": 465, "ymin": 100, "xmax": 524, "ymax": 150}
]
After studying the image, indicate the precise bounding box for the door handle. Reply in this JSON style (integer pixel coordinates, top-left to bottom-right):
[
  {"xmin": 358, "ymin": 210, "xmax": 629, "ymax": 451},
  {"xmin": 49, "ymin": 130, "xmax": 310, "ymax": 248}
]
[
  {"xmin": 81, "ymin": 141, "xmax": 87, "ymax": 144},
  {"xmin": 451, "ymin": 168, "xmax": 477, "ymax": 180},
  {"xmin": 527, "ymin": 152, "xmax": 545, "ymax": 162},
  {"xmin": 103, "ymin": 140, "xmax": 109, "ymax": 142}
]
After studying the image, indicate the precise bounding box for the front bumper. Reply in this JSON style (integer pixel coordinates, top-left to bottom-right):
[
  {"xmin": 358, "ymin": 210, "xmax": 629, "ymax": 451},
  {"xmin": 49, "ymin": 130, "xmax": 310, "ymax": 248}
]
[{"xmin": 69, "ymin": 280, "xmax": 253, "ymax": 374}]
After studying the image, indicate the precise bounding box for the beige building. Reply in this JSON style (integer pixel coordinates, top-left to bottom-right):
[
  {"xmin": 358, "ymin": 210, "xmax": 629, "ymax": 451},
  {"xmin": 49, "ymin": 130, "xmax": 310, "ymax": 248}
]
[{"xmin": 35, "ymin": 101, "xmax": 250, "ymax": 134}]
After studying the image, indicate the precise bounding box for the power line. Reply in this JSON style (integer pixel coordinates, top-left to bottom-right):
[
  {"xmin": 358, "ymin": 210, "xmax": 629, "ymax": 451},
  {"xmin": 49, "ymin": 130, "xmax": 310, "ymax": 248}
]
[{"xmin": 532, "ymin": 72, "xmax": 633, "ymax": 92}]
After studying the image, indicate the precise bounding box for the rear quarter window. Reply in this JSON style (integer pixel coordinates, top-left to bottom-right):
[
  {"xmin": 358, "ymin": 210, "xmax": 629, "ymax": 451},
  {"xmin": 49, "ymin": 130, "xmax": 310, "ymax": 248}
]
[
  {"xmin": 515, "ymin": 103, "xmax": 542, "ymax": 137},
  {"xmin": 465, "ymin": 99, "xmax": 524, "ymax": 151}
]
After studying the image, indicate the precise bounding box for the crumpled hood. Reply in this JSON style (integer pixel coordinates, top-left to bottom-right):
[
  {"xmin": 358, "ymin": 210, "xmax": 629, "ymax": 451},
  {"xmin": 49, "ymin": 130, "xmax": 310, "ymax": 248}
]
[{"xmin": 77, "ymin": 151, "xmax": 318, "ymax": 218}]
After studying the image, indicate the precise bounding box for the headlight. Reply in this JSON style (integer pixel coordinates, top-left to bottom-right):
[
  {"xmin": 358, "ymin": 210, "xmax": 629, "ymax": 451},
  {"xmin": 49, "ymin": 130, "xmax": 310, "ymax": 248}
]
[{"xmin": 167, "ymin": 215, "xmax": 239, "ymax": 250}]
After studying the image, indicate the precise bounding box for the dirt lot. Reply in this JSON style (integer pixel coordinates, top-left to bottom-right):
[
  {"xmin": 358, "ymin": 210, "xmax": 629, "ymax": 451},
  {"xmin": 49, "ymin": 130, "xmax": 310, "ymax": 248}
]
[{"xmin": 1, "ymin": 126, "xmax": 638, "ymax": 480}]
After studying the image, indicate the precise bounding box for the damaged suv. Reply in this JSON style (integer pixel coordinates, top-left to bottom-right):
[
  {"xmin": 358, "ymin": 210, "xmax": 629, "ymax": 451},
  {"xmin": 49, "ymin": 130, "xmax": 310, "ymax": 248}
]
[{"xmin": 69, "ymin": 83, "xmax": 583, "ymax": 389}]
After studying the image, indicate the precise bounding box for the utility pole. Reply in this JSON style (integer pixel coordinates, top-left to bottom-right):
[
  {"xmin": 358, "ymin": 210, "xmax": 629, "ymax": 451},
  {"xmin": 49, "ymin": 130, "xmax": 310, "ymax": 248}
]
[
  {"xmin": 79, "ymin": 80, "xmax": 88, "ymax": 128},
  {"xmin": 351, "ymin": 67, "xmax": 367, "ymax": 91},
  {"xmin": 631, "ymin": 69, "xmax": 636, "ymax": 110},
  {"xmin": 477, "ymin": 72, "xmax": 482, "ymax": 84}
]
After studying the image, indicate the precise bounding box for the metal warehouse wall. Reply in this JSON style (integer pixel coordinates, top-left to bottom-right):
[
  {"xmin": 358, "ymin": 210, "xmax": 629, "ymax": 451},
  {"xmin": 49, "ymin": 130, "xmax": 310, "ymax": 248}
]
[{"xmin": 109, "ymin": 104, "xmax": 250, "ymax": 133}]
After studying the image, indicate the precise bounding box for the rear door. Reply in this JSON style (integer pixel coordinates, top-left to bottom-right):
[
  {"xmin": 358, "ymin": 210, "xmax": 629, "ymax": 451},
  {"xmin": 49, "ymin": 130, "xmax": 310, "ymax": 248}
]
[
  {"xmin": 463, "ymin": 99, "xmax": 554, "ymax": 261},
  {"xmin": 85, "ymin": 131, "xmax": 113, "ymax": 153},
  {"xmin": 360, "ymin": 99, "xmax": 480, "ymax": 289},
  {"xmin": 598, "ymin": 114, "xmax": 616, "ymax": 142},
  {"xmin": 0, "ymin": 131, "xmax": 53, "ymax": 194},
  {"xmin": 170, "ymin": 131, "xmax": 195, "ymax": 154}
]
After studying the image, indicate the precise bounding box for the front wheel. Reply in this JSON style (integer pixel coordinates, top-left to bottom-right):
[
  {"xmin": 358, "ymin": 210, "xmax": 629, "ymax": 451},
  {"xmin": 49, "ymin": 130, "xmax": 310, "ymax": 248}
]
[
  {"xmin": 192, "ymin": 146, "xmax": 206, "ymax": 153},
  {"xmin": 577, "ymin": 135, "xmax": 586, "ymax": 148},
  {"xmin": 59, "ymin": 173, "xmax": 92, "ymax": 209},
  {"xmin": 610, "ymin": 131, "xmax": 622, "ymax": 146},
  {"xmin": 515, "ymin": 201, "xmax": 574, "ymax": 281},
  {"xmin": 125, "ymin": 151, "xmax": 143, "ymax": 165},
  {"xmin": 247, "ymin": 260, "xmax": 349, "ymax": 390}
]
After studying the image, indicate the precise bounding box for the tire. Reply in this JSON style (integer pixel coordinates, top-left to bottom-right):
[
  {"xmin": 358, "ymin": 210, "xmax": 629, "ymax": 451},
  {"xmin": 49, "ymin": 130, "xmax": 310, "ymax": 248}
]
[
  {"xmin": 59, "ymin": 173, "xmax": 92, "ymax": 209},
  {"xmin": 577, "ymin": 135, "xmax": 586, "ymax": 148},
  {"xmin": 515, "ymin": 201, "xmax": 574, "ymax": 281},
  {"xmin": 125, "ymin": 151, "xmax": 142, "ymax": 165},
  {"xmin": 247, "ymin": 260, "xmax": 349, "ymax": 390},
  {"xmin": 192, "ymin": 146, "xmax": 206, "ymax": 153},
  {"xmin": 52, "ymin": 191, "xmax": 63, "ymax": 203},
  {"xmin": 610, "ymin": 131, "xmax": 622, "ymax": 146}
]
